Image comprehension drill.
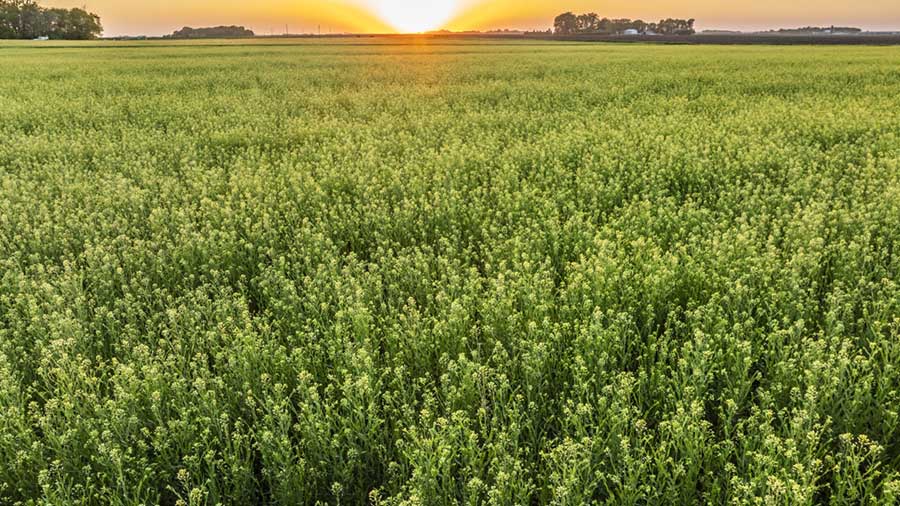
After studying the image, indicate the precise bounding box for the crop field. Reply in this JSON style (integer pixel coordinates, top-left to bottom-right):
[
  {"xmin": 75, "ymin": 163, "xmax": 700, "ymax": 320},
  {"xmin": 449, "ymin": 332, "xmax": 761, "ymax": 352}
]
[{"xmin": 1, "ymin": 38, "xmax": 899, "ymax": 505}]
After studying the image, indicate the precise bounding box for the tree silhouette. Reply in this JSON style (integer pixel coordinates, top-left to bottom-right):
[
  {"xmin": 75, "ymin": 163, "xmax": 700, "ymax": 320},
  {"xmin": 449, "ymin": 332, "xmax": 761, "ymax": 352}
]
[
  {"xmin": 168, "ymin": 26, "xmax": 255, "ymax": 38},
  {"xmin": 553, "ymin": 12, "xmax": 695, "ymax": 36},
  {"xmin": 553, "ymin": 12, "xmax": 578, "ymax": 35},
  {"xmin": 0, "ymin": 0, "xmax": 101, "ymax": 39}
]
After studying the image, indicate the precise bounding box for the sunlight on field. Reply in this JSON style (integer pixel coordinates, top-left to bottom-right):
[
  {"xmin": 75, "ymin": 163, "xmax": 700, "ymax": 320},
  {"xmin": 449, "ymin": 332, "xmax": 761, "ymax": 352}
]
[{"xmin": 1, "ymin": 38, "xmax": 899, "ymax": 505}]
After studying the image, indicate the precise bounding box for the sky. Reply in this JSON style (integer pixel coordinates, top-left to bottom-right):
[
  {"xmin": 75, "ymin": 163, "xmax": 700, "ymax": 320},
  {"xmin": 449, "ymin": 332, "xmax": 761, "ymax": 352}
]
[{"xmin": 43, "ymin": 0, "xmax": 900, "ymax": 37}]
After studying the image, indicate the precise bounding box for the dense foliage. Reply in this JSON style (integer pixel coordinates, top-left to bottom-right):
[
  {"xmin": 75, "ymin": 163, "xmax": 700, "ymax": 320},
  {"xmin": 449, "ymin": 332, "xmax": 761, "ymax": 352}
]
[
  {"xmin": 553, "ymin": 13, "xmax": 695, "ymax": 36},
  {"xmin": 769, "ymin": 27, "xmax": 863, "ymax": 34},
  {"xmin": 0, "ymin": 39, "xmax": 899, "ymax": 505},
  {"xmin": 168, "ymin": 26, "xmax": 255, "ymax": 39},
  {"xmin": 0, "ymin": 0, "xmax": 101, "ymax": 40}
]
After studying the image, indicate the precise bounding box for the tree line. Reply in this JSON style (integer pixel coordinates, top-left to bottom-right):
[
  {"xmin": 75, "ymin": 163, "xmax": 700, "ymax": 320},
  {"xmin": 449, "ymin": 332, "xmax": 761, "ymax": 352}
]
[
  {"xmin": 769, "ymin": 26, "xmax": 862, "ymax": 34},
  {"xmin": 167, "ymin": 26, "xmax": 255, "ymax": 39},
  {"xmin": 0, "ymin": 0, "xmax": 101, "ymax": 39},
  {"xmin": 554, "ymin": 12, "xmax": 695, "ymax": 36}
]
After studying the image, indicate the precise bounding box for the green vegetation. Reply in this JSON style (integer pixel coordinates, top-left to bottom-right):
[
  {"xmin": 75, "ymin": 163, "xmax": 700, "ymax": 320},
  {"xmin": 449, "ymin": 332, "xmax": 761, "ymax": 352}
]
[
  {"xmin": 553, "ymin": 13, "xmax": 695, "ymax": 35},
  {"xmin": 768, "ymin": 27, "xmax": 863, "ymax": 34},
  {"xmin": 0, "ymin": 38, "xmax": 899, "ymax": 505},
  {"xmin": 0, "ymin": 0, "xmax": 102, "ymax": 40},
  {"xmin": 168, "ymin": 26, "xmax": 255, "ymax": 39}
]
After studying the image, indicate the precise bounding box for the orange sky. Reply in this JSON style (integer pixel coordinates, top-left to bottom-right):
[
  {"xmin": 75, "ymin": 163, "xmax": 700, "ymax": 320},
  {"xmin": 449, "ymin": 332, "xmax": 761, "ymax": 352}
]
[{"xmin": 43, "ymin": 0, "xmax": 900, "ymax": 36}]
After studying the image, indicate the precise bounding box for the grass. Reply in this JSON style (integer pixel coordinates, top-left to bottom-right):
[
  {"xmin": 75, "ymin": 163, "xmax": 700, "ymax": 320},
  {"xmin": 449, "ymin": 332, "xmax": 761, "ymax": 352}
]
[{"xmin": 1, "ymin": 38, "xmax": 899, "ymax": 505}]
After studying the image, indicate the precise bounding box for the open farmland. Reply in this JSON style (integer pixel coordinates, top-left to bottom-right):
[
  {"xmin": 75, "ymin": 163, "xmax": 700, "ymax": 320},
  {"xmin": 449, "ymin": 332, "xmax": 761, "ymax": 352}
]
[{"xmin": 1, "ymin": 38, "xmax": 900, "ymax": 505}]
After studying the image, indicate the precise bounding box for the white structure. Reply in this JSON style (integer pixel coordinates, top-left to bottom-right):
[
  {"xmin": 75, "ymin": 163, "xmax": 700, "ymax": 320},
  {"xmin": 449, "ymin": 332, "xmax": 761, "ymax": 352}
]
[
  {"xmin": 34, "ymin": 36, "xmax": 49, "ymax": 41},
  {"xmin": 623, "ymin": 29, "xmax": 640, "ymax": 35}
]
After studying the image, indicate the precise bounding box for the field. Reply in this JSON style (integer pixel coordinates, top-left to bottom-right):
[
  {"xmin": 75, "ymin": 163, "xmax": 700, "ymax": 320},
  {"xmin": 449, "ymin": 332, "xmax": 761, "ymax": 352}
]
[{"xmin": 1, "ymin": 38, "xmax": 899, "ymax": 505}]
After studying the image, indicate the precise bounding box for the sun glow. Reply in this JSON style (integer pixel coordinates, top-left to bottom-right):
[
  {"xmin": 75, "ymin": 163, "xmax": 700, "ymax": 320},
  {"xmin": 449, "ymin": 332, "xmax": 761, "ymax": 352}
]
[{"xmin": 364, "ymin": 0, "xmax": 462, "ymax": 32}]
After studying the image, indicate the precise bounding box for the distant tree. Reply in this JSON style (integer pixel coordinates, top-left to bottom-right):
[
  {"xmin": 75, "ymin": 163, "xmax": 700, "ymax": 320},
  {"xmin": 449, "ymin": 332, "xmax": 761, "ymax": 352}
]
[
  {"xmin": 17, "ymin": 0, "xmax": 44, "ymax": 38},
  {"xmin": 0, "ymin": 5, "xmax": 10, "ymax": 38},
  {"xmin": 49, "ymin": 7, "xmax": 101, "ymax": 39},
  {"xmin": 553, "ymin": 12, "xmax": 578, "ymax": 35},
  {"xmin": 576, "ymin": 13, "xmax": 599, "ymax": 33},
  {"xmin": 773, "ymin": 26, "xmax": 862, "ymax": 34},
  {"xmin": 553, "ymin": 12, "xmax": 695, "ymax": 36},
  {"xmin": 655, "ymin": 18, "xmax": 695, "ymax": 35},
  {"xmin": 169, "ymin": 26, "xmax": 255, "ymax": 38},
  {"xmin": 0, "ymin": 0, "xmax": 101, "ymax": 39},
  {"xmin": 0, "ymin": 0, "xmax": 40, "ymax": 38},
  {"xmin": 610, "ymin": 18, "xmax": 630, "ymax": 33}
]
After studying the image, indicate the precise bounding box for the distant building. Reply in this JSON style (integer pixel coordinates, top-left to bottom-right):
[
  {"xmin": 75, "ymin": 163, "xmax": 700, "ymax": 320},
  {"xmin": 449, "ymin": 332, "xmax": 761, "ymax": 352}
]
[
  {"xmin": 34, "ymin": 36, "xmax": 49, "ymax": 41},
  {"xmin": 623, "ymin": 29, "xmax": 640, "ymax": 35}
]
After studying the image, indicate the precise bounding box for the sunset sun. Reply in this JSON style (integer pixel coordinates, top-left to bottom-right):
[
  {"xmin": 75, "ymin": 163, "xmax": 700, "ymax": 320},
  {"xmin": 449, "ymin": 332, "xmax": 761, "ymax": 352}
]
[{"xmin": 365, "ymin": 0, "xmax": 462, "ymax": 33}]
